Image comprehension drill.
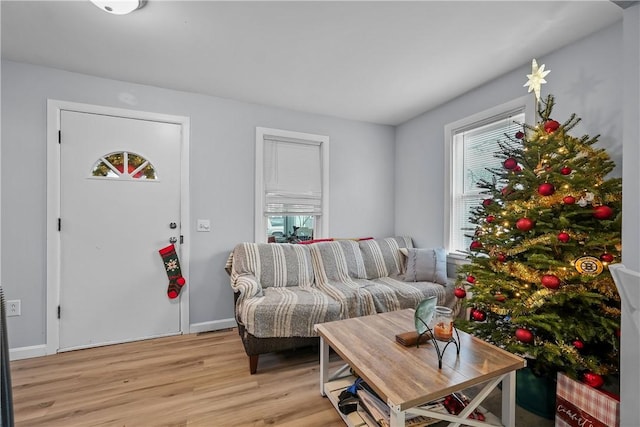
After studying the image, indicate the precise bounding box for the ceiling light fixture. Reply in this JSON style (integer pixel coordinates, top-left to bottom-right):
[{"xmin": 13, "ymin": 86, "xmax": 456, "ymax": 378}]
[{"xmin": 90, "ymin": 0, "xmax": 146, "ymax": 15}]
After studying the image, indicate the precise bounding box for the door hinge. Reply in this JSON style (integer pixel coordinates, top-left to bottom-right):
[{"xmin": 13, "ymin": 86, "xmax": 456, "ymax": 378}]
[
  {"xmin": 58, "ymin": 218, "xmax": 61, "ymax": 231},
  {"xmin": 180, "ymin": 235, "xmax": 184, "ymax": 244},
  {"xmin": 58, "ymin": 130, "xmax": 61, "ymax": 144},
  {"xmin": 57, "ymin": 305, "xmax": 61, "ymax": 319}
]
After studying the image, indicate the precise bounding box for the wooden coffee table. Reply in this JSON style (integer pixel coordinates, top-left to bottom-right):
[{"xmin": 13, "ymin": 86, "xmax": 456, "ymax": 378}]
[{"xmin": 315, "ymin": 309, "xmax": 526, "ymax": 427}]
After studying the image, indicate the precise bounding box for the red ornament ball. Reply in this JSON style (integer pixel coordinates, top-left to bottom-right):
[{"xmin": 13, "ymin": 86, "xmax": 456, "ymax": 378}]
[
  {"xmin": 482, "ymin": 199, "xmax": 493, "ymax": 207},
  {"xmin": 471, "ymin": 309, "xmax": 487, "ymax": 322},
  {"xmin": 537, "ymin": 183, "xmax": 555, "ymax": 196},
  {"xmin": 466, "ymin": 275, "xmax": 476, "ymax": 284},
  {"xmin": 541, "ymin": 274, "xmax": 561, "ymax": 290},
  {"xmin": 515, "ymin": 328, "xmax": 534, "ymax": 343},
  {"xmin": 563, "ymin": 196, "xmax": 576, "ymax": 205},
  {"xmin": 470, "ymin": 241, "xmax": 483, "ymax": 251},
  {"xmin": 515, "ymin": 131, "xmax": 525, "ymax": 139},
  {"xmin": 516, "ymin": 217, "xmax": 535, "ymax": 232},
  {"xmin": 486, "ymin": 215, "xmax": 495, "ymax": 223},
  {"xmin": 494, "ymin": 293, "xmax": 506, "ymax": 302},
  {"xmin": 496, "ymin": 253, "xmax": 507, "ymax": 263},
  {"xmin": 557, "ymin": 232, "xmax": 570, "ymax": 243},
  {"xmin": 572, "ymin": 340, "xmax": 585, "ymax": 350},
  {"xmin": 544, "ymin": 120, "xmax": 560, "ymax": 133},
  {"xmin": 454, "ymin": 287, "xmax": 467, "ymax": 299},
  {"xmin": 501, "ymin": 187, "xmax": 513, "ymax": 197},
  {"xmin": 560, "ymin": 166, "xmax": 572, "ymax": 175},
  {"xmin": 503, "ymin": 157, "xmax": 518, "ymax": 170},
  {"xmin": 600, "ymin": 253, "xmax": 615, "ymax": 263},
  {"xmin": 593, "ymin": 205, "xmax": 614, "ymax": 220},
  {"xmin": 513, "ymin": 165, "xmax": 522, "ymax": 172},
  {"xmin": 582, "ymin": 372, "xmax": 604, "ymax": 389}
]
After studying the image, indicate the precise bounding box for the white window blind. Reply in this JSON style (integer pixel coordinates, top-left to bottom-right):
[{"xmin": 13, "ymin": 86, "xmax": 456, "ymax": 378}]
[
  {"xmin": 263, "ymin": 136, "xmax": 323, "ymax": 215},
  {"xmin": 450, "ymin": 110, "xmax": 525, "ymax": 254}
]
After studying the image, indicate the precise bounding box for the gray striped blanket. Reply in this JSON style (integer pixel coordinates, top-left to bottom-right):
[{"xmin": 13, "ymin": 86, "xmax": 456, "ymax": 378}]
[{"xmin": 228, "ymin": 237, "xmax": 457, "ymax": 338}]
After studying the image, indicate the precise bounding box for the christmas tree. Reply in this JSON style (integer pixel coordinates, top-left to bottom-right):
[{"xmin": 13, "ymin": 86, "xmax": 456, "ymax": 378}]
[{"xmin": 456, "ymin": 60, "xmax": 622, "ymax": 387}]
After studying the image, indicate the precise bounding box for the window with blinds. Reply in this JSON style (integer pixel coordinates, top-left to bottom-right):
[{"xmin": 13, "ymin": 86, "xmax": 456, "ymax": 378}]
[
  {"xmin": 263, "ymin": 137, "xmax": 322, "ymax": 215},
  {"xmin": 255, "ymin": 127, "xmax": 329, "ymax": 243},
  {"xmin": 444, "ymin": 97, "xmax": 531, "ymax": 257}
]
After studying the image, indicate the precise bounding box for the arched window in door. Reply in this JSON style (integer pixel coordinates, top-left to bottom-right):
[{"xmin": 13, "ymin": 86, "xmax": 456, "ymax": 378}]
[{"xmin": 91, "ymin": 151, "xmax": 157, "ymax": 180}]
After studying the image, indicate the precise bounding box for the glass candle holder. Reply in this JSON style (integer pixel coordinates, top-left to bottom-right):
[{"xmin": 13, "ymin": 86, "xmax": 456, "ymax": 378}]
[{"xmin": 432, "ymin": 306, "xmax": 454, "ymax": 341}]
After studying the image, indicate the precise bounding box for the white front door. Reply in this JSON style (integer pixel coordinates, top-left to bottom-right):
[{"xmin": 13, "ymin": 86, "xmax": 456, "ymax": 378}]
[{"xmin": 58, "ymin": 110, "xmax": 184, "ymax": 351}]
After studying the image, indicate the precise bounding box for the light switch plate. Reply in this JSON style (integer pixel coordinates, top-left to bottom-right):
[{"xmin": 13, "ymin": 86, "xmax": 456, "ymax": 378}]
[{"xmin": 196, "ymin": 219, "xmax": 211, "ymax": 232}]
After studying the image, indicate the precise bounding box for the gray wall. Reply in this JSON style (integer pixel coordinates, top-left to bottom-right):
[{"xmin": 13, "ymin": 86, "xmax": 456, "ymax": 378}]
[
  {"xmin": 1, "ymin": 61, "xmax": 395, "ymax": 349},
  {"xmin": 395, "ymin": 21, "xmax": 626, "ymax": 251}
]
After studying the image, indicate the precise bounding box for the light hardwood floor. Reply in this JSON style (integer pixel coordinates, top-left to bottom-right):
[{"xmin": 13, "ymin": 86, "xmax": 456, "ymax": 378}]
[{"xmin": 10, "ymin": 329, "xmax": 344, "ymax": 426}]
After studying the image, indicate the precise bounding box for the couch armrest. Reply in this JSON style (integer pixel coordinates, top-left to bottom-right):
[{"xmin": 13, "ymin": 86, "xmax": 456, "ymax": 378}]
[
  {"xmin": 230, "ymin": 272, "xmax": 263, "ymax": 299},
  {"xmin": 224, "ymin": 251, "xmax": 234, "ymax": 276},
  {"xmin": 226, "ymin": 249, "xmax": 263, "ymax": 298},
  {"xmin": 230, "ymin": 273, "xmax": 263, "ymax": 329}
]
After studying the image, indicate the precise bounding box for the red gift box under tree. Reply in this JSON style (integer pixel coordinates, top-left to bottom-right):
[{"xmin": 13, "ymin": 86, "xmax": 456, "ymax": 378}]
[{"xmin": 556, "ymin": 373, "xmax": 619, "ymax": 427}]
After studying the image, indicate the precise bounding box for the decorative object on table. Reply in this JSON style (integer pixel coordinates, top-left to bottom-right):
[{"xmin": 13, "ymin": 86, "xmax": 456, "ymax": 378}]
[
  {"xmin": 415, "ymin": 296, "xmax": 437, "ymax": 336},
  {"xmin": 414, "ymin": 297, "xmax": 460, "ymax": 369},
  {"xmin": 159, "ymin": 244, "xmax": 186, "ymax": 299},
  {"xmin": 456, "ymin": 59, "xmax": 622, "ymax": 389},
  {"xmin": 555, "ymin": 372, "xmax": 620, "ymax": 427},
  {"xmin": 395, "ymin": 330, "xmax": 431, "ymax": 347},
  {"xmin": 432, "ymin": 306, "xmax": 454, "ymax": 341}
]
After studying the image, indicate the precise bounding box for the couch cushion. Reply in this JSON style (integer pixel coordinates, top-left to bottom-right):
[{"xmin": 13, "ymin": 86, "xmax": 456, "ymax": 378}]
[
  {"xmin": 231, "ymin": 243, "xmax": 314, "ymax": 288},
  {"xmin": 358, "ymin": 236, "xmax": 414, "ymax": 279},
  {"xmin": 313, "ymin": 278, "xmax": 382, "ymax": 318},
  {"xmin": 368, "ymin": 276, "xmax": 454, "ymax": 312},
  {"xmin": 309, "ymin": 240, "xmax": 367, "ymax": 281},
  {"xmin": 236, "ymin": 286, "xmax": 342, "ymax": 338},
  {"xmin": 399, "ymin": 247, "xmax": 448, "ymax": 285},
  {"xmin": 315, "ymin": 276, "xmax": 453, "ymax": 318}
]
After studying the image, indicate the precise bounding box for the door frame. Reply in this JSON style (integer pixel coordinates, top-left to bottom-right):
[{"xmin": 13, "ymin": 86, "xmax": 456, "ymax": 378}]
[{"xmin": 46, "ymin": 100, "xmax": 191, "ymax": 355}]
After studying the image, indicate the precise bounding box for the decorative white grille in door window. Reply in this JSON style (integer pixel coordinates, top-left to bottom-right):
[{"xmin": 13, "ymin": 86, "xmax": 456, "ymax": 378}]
[{"xmin": 91, "ymin": 151, "xmax": 157, "ymax": 180}]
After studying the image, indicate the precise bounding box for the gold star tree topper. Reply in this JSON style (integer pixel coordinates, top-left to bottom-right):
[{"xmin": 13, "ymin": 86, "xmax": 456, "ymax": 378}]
[{"xmin": 524, "ymin": 59, "xmax": 550, "ymax": 102}]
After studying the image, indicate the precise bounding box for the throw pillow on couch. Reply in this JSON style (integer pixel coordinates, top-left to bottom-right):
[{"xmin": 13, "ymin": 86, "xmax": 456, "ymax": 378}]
[{"xmin": 399, "ymin": 247, "xmax": 448, "ymax": 285}]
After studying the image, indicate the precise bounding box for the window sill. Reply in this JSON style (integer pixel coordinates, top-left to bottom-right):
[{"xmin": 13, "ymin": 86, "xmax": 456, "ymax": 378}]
[{"xmin": 447, "ymin": 252, "xmax": 470, "ymax": 265}]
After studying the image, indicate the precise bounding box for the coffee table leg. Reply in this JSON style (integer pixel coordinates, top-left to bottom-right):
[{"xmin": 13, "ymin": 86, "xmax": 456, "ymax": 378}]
[
  {"xmin": 389, "ymin": 405, "xmax": 405, "ymax": 427},
  {"xmin": 319, "ymin": 336, "xmax": 329, "ymax": 397},
  {"xmin": 501, "ymin": 370, "xmax": 516, "ymax": 427}
]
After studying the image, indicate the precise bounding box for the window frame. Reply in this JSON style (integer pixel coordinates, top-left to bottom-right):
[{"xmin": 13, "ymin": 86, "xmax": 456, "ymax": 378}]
[
  {"xmin": 255, "ymin": 127, "xmax": 329, "ymax": 243},
  {"xmin": 90, "ymin": 151, "xmax": 158, "ymax": 180},
  {"xmin": 444, "ymin": 95, "xmax": 534, "ymax": 261}
]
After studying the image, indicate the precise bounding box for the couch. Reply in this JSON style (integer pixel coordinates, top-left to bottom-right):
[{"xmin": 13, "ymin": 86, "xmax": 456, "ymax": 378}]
[{"xmin": 225, "ymin": 236, "xmax": 459, "ymax": 373}]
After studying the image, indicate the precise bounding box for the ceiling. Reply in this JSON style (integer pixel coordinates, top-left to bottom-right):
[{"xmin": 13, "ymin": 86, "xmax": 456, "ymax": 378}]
[{"xmin": 1, "ymin": 1, "xmax": 624, "ymax": 125}]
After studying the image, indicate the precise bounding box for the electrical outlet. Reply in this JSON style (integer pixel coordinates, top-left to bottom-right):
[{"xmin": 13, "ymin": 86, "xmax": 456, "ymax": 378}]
[{"xmin": 7, "ymin": 300, "xmax": 21, "ymax": 316}]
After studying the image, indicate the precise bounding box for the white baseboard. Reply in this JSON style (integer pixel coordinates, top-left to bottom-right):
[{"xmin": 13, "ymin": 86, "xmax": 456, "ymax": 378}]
[
  {"xmin": 190, "ymin": 318, "xmax": 237, "ymax": 334},
  {"xmin": 9, "ymin": 320, "xmax": 237, "ymax": 361},
  {"xmin": 10, "ymin": 344, "xmax": 47, "ymax": 361}
]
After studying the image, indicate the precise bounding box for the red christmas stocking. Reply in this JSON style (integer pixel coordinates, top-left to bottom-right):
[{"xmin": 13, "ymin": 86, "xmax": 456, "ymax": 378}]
[{"xmin": 159, "ymin": 244, "xmax": 186, "ymax": 299}]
